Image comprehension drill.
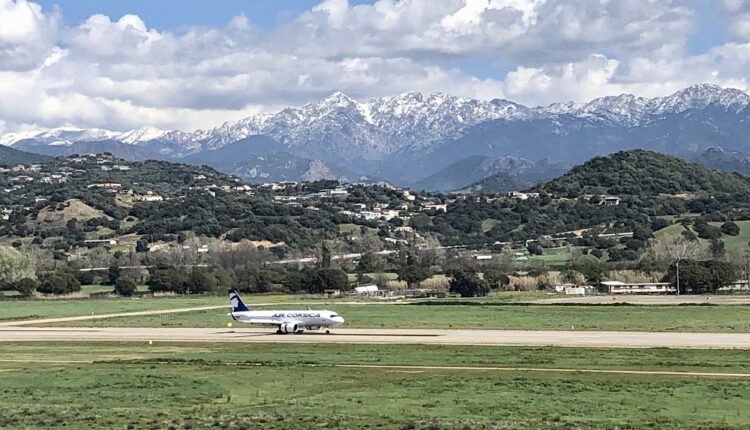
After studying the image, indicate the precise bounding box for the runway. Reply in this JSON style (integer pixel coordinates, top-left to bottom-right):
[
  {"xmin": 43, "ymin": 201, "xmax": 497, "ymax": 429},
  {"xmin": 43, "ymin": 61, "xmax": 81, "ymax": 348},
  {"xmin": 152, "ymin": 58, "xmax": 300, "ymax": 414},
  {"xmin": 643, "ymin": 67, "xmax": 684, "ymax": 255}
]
[{"xmin": 1, "ymin": 326, "xmax": 749, "ymax": 348}]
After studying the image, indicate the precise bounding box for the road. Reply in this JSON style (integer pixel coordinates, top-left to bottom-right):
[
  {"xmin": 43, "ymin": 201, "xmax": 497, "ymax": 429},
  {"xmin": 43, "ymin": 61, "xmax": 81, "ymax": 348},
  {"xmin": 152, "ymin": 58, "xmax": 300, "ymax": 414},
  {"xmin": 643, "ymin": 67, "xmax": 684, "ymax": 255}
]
[{"xmin": 1, "ymin": 326, "xmax": 749, "ymax": 348}]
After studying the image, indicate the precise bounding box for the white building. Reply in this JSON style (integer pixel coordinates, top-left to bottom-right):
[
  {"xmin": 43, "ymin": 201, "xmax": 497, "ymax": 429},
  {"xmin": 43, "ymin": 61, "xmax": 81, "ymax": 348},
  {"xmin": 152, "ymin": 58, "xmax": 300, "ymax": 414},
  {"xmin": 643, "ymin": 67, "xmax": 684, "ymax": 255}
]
[
  {"xmin": 600, "ymin": 281, "xmax": 675, "ymax": 294},
  {"xmin": 353, "ymin": 285, "xmax": 379, "ymax": 295}
]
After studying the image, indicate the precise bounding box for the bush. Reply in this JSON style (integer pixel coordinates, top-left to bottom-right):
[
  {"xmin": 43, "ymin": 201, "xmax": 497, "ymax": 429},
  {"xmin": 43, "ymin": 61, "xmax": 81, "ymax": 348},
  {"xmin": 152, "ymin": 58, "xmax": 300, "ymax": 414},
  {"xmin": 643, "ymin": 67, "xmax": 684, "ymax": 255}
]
[
  {"xmin": 77, "ymin": 270, "xmax": 96, "ymax": 286},
  {"xmin": 114, "ymin": 277, "xmax": 137, "ymax": 297},
  {"xmin": 721, "ymin": 221, "xmax": 740, "ymax": 236},
  {"xmin": 14, "ymin": 278, "xmax": 37, "ymax": 297},
  {"xmin": 449, "ymin": 270, "xmax": 490, "ymax": 297},
  {"xmin": 37, "ymin": 272, "xmax": 81, "ymax": 295}
]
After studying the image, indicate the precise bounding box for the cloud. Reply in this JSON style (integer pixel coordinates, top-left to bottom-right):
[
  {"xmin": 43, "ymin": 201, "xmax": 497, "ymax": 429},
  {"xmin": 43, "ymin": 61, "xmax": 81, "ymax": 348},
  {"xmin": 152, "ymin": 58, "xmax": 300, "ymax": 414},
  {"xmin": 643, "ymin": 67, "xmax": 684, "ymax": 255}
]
[
  {"xmin": 0, "ymin": 0, "xmax": 58, "ymax": 70},
  {"xmin": 0, "ymin": 0, "xmax": 746, "ymax": 133}
]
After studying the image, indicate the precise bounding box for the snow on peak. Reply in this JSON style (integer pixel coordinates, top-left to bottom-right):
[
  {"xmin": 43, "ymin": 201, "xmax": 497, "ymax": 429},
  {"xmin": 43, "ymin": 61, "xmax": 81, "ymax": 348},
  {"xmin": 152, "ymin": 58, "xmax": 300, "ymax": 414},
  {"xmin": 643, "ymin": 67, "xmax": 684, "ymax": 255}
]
[{"xmin": 118, "ymin": 126, "xmax": 170, "ymax": 144}]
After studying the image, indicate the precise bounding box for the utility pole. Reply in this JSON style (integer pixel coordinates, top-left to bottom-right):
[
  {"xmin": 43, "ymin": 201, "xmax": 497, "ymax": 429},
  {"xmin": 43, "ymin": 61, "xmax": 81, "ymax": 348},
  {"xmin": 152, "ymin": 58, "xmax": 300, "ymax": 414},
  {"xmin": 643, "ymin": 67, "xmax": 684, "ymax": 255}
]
[{"xmin": 676, "ymin": 259, "xmax": 680, "ymax": 296}]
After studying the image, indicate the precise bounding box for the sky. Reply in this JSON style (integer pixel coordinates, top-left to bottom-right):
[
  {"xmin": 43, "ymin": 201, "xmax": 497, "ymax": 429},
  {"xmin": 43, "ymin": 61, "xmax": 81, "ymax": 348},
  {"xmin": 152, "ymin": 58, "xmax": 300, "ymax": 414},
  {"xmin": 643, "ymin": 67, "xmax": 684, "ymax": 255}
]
[{"xmin": 1, "ymin": 0, "xmax": 749, "ymax": 134}]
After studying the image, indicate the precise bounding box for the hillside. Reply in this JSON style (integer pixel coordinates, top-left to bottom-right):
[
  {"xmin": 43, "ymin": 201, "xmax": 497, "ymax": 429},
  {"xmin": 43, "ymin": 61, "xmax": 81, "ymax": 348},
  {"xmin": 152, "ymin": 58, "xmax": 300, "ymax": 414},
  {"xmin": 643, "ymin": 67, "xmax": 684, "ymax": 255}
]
[
  {"xmin": 13, "ymin": 139, "xmax": 164, "ymax": 161},
  {"xmin": 411, "ymin": 155, "xmax": 535, "ymax": 192},
  {"xmin": 8, "ymin": 84, "xmax": 750, "ymax": 187},
  {"xmin": 0, "ymin": 145, "xmax": 51, "ymax": 165},
  {"xmin": 458, "ymin": 171, "xmax": 532, "ymax": 194},
  {"xmin": 537, "ymin": 150, "xmax": 750, "ymax": 196},
  {"xmin": 694, "ymin": 147, "xmax": 750, "ymax": 176}
]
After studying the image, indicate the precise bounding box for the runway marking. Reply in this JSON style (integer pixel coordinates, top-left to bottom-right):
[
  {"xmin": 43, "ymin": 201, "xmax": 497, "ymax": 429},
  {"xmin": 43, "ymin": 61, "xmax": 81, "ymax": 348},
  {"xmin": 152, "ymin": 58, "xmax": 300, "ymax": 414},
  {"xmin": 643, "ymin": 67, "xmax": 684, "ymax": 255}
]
[{"xmin": 335, "ymin": 364, "xmax": 750, "ymax": 379}]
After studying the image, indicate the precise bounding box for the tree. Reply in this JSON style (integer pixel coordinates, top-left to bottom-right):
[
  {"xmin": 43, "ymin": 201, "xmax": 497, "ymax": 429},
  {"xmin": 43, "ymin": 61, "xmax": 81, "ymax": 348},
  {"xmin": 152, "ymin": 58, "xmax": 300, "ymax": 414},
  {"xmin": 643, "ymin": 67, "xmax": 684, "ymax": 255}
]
[
  {"xmin": 14, "ymin": 278, "xmax": 37, "ymax": 297},
  {"xmin": 526, "ymin": 242, "xmax": 543, "ymax": 255},
  {"xmin": 311, "ymin": 268, "xmax": 349, "ymax": 293},
  {"xmin": 114, "ymin": 277, "xmax": 137, "ymax": 297},
  {"xmin": 643, "ymin": 236, "xmax": 707, "ymax": 269},
  {"xmin": 107, "ymin": 264, "xmax": 122, "ymax": 286},
  {"xmin": 561, "ymin": 270, "xmax": 586, "ymax": 285},
  {"xmin": 483, "ymin": 269, "xmax": 509, "ymax": 290},
  {"xmin": 320, "ymin": 244, "xmax": 332, "ymax": 269},
  {"xmin": 710, "ymin": 239, "xmax": 726, "ymax": 259},
  {"xmin": 663, "ymin": 260, "xmax": 740, "ymax": 294},
  {"xmin": 721, "ymin": 221, "xmax": 740, "ymax": 236},
  {"xmin": 397, "ymin": 264, "xmax": 431, "ymax": 288},
  {"xmin": 567, "ymin": 255, "xmax": 606, "ymax": 285},
  {"xmin": 693, "ymin": 221, "xmax": 722, "ymax": 240},
  {"xmin": 0, "ymin": 246, "xmax": 36, "ymax": 288},
  {"xmin": 37, "ymin": 272, "xmax": 81, "ymax": 295},
  {"xmin": 449, "ymin": 270, "xmax": 490, "ymax": 297}
]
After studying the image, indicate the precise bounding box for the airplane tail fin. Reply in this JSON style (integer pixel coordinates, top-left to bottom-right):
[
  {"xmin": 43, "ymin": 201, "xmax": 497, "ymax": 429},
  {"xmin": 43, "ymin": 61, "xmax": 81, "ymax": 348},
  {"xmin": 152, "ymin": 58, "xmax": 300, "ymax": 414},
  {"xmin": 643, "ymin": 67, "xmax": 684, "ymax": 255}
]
[{"xmin": 229, "ymin": 289, "xmax": 250, "ymax": 312}]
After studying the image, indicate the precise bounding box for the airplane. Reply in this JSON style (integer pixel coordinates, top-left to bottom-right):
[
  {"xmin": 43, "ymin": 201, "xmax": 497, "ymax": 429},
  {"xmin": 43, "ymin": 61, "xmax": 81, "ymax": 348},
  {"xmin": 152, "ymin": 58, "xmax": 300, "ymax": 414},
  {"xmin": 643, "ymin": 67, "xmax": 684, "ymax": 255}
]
[{"xmin": 227, "ymin": 288, "xmax": 345, "ymax": 334}]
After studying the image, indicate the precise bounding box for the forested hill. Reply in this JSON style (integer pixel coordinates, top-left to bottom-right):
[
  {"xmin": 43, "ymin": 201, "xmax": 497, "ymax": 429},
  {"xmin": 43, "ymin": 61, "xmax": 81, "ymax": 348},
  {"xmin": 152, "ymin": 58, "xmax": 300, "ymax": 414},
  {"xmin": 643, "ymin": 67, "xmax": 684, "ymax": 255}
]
[
  {"xmin": 536, "ymin": 149, "xmax": 750, "ymax": 196},
  {"xmin": 0, "ymin": 145, "xmax": 51, "ymax": 165}
]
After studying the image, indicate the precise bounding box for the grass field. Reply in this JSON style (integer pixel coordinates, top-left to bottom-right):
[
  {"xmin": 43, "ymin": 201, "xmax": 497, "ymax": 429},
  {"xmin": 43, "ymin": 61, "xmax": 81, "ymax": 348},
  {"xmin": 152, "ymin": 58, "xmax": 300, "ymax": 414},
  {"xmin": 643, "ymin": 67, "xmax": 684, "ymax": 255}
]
[
  {"xmin": 1, "ymin": 342, "xmax": 749, "ymax": 429},
  {"xmin": 655, "ymin": 220, "xmax": 750, "ymax": 253},
  {"xmin": 39, "ymin": 302, "xmax": 750, "ymax": 332},
  {"xmin": 528, "ymin": 246, "xmax": 572, "ymax": 265},
  {"xmin": 0, "ymin": 295, "xmax": 277, "ymax": 322}
]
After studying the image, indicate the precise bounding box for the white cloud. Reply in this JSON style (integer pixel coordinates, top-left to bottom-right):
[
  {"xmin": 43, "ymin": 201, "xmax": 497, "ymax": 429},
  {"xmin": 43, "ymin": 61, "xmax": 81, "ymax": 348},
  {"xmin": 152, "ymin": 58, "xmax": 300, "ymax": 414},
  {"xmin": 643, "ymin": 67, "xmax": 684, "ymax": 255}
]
[
  {"xmin": 0, "ymin": 0, "xmax": 746, "ymax": 133},
  {"xmin": 0, "ymin": 0, "xmax": 58, "ymax": 70}
]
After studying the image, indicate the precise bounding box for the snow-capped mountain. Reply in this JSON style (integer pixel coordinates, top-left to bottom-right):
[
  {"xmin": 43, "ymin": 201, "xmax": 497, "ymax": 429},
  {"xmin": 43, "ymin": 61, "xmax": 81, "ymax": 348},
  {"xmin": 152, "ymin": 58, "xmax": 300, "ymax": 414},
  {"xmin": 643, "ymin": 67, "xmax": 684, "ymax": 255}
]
[
  {"xmin": 548, "ymin": 84, "xmax": 750, "ymax": 126},
  {"xmin": 4, "ymin": 83, "xmax": 750, "ymax": 188}
]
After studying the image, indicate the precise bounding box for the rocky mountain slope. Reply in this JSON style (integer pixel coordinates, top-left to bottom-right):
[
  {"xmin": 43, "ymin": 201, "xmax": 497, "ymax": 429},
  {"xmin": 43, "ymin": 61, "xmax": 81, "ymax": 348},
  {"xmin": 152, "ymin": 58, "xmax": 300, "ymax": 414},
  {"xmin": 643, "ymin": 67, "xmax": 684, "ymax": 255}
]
[{"xmin": 6, "ymin": 84, "xmax": 750, "ymax": 188}]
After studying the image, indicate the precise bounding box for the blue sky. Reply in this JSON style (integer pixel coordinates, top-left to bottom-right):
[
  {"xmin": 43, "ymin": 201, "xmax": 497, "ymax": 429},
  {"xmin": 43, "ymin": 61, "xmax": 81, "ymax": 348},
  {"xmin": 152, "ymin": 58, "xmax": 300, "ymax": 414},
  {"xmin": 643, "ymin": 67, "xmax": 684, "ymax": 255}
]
[
  {"xmin": 37, "ymin": 0, "xmax": 377, "ymax": 29},
  {"xmin": 1, "ymin": 0, "xmax": 748, "ymax": 133}
]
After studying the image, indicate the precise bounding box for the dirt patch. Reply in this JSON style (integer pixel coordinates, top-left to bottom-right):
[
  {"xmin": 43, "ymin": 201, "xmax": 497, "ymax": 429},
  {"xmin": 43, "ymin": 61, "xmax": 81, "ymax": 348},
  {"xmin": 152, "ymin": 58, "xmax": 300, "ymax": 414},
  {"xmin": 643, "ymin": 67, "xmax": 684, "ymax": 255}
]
[{"xmin": 33, "ymin": 199, "xmax": 109, "ymax": 228}]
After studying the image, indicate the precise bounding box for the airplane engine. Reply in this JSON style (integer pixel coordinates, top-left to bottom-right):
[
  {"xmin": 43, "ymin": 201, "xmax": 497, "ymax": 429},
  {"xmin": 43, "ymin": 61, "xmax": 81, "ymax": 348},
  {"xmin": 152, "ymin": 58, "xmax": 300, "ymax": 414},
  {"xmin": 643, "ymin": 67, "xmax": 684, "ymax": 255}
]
[{"xmin": 280, "ymin": 323, "xmax": 298, "ymax": 334}]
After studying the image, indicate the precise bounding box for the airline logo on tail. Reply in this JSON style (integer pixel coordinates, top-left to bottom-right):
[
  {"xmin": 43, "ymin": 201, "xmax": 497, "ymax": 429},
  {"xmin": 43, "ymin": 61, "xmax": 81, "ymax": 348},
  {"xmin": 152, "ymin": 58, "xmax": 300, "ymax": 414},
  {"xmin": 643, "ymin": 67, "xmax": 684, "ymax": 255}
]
[{"xmin": 229, "ymin": 289, "xmax": 250, "ymax": 312}]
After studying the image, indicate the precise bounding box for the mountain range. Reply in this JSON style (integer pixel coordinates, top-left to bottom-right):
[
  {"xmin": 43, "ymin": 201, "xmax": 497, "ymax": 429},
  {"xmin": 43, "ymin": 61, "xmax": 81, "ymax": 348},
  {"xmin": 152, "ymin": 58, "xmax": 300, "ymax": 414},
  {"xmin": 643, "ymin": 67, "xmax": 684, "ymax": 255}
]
[{"xmin": 5, "ymin": 83, "xmax": 750, "ymax": 190}]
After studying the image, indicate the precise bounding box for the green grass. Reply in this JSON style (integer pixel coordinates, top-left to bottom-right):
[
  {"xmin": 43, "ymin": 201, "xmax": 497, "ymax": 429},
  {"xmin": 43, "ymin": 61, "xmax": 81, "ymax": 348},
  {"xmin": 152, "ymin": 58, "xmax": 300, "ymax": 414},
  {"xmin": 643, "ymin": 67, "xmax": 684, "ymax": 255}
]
[
  {"xmin": 710, "ymin": 220, "xmax": 750, "ymax": 251},
  {"xmin": 655, "ymin": 220, "xmax": 750, "ymax": 254},
  {"xmin": 1, "ymin": 342, "xmax": 749, "ymax": 429},
  {"xmin": 41, "ymin": 302, "xmax": 750, "ymax": 332},
  {"xmin": 528, "ymin": 246, "xmax": 572, "ymax": 265}
]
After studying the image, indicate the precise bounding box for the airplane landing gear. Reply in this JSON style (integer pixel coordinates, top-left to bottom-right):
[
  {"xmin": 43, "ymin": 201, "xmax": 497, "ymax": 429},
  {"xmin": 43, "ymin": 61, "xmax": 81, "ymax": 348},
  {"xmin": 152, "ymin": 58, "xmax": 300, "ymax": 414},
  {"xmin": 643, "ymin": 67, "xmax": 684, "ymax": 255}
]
[{"xmin": 325, "ymin": 329, "xmax": 331, "ymax": 334}]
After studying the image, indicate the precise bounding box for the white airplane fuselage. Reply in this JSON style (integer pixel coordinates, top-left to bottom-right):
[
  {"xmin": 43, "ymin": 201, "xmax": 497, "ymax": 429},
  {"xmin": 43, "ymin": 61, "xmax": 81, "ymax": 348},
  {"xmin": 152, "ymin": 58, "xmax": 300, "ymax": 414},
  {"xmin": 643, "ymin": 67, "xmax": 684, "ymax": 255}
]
[{"xmin": 228, "ymin": 309, "xmax": 345, "ymax": 333}]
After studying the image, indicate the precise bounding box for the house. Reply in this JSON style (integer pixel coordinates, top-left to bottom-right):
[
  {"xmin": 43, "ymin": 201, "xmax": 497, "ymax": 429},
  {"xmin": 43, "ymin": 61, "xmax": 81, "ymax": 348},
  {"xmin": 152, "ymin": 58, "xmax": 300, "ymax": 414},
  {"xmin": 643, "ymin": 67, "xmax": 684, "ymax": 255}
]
[
  {"xmin": 353, "ymin": 285, "xmax": 379, "ymax": 295},
  {"xmin": 600, "ymin": 281, "xmax": 675, "ymax": 294},
  {"xmin": 603, "ymin": 196, "xmax": 621, "ymax": 206},
  {"xmin": 87, "ymin": 183, "xmax": 122, "ymax": 189},
  {"xmin": 141, "ymin": 194, "xmax": 164, "ymax": 202},
  {"xmin": 323, "ymin": 187, "xmax": 349, "ymax": 198},
  {"xmin": 84, "ymin": 239, "xmax": 118, "ymax": 247},
  {"xmin": 473, "ymin": 254, "xmax": 493, "ymax": 260},
  {"xmin": 554, "ymin": 284, "xmax": 594, "ymax": 295},
  {"xmin": 507, "ymin": 191, "xmax": 540, "ymax": 200},
  {"xmin": 323, "ymin": 289, "xmax": 342, "ymax": 297},
  {"xmin": 423, "ymin": 203, "xmax": 448, "ymax": 212}
]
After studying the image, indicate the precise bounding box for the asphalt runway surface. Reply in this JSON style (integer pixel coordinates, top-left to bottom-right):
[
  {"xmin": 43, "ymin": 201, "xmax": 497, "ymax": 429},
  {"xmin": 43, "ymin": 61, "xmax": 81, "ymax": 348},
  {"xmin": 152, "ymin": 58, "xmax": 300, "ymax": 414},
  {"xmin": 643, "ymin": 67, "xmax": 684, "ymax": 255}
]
[{"xmin": 1, "ymin": 326, "xmax": 749, "ymax": 348}]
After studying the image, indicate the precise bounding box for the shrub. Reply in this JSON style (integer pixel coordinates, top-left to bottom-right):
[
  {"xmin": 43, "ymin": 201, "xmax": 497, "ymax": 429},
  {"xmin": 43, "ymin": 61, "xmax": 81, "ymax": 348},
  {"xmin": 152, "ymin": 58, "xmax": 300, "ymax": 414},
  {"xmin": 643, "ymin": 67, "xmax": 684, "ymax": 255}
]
[
  {"xmin": 721, "ymin": 221, "xmax": 740, "ymax": 236},
  {"xmin": 115, "ymin": 277, "xmax": 137, "ymax": 297}
]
